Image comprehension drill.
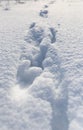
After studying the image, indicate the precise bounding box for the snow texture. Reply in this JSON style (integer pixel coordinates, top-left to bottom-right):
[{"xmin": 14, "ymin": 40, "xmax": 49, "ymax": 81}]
[{"xmin": 0, "ymin": 0, "xmax": 83, "ymax": 130}]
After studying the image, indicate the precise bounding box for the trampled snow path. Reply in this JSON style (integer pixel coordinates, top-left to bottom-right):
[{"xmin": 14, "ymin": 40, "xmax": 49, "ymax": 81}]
[
  {"xmin": 0, "ymin": 1, "xmax": 83, "ymax": 130},
  {"xmin": 17, "ymin": 22, "xmax": 68, "ymax": 130},
  {"xmin": 15, "ymin": 2, "xmax": 68, "ymax": 130}
]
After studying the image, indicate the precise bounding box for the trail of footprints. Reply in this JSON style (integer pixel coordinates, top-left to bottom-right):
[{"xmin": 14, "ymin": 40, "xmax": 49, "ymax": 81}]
[
  {"xmin": 39, "ymin": 0, "xmax": 56, "ymax": 18},
  {"xmin": 16, "ymin": 2, "xmax": 68, "ymax": 130},
  {"xmin": 39, "ymin": 4, "xmax": 48, "ymax": 18},
  {"xmin": 16, "ymin": 22, "xmax": 68, "ymax": 130},
  {"xmin": 17, "ymin": 23, "xmax": 56, "ymax": 86}
]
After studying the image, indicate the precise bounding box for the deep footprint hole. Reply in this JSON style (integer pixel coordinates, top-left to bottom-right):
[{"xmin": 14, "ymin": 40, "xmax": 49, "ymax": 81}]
[{"xmin": 39, "ymin": 10, "xmax": 48, "ymax": 18}]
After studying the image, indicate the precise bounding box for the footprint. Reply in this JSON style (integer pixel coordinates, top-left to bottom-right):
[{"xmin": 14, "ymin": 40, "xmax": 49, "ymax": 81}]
[
  {"xmin": 29, "ymin": 22, "xmax": 36, "ymax": 29},
  {"xmin": 39, "ymin": 10, "xmax": 48, "ymax": 18},
  {"xmin": 21, "ymin": 23, "xmax": 57, "ymax": 72},
  {"xmin": 25, "ymin": 23, "xmax": 57, "ymax": 45},
  {"xmin": 44, "ymin": 5, "xmax": 48, "ymax": 8},
  {"xmin": 25, "ymin": 24, "xmax": 45, "ymax": 45},
  {"xmin": 17, "ymin": 23, "xmax": 57, "ymax": 86},
  {"xmin": 17, "ymin": 60, "xmax": 42, "ymax": 86},
  {"xmin": 33, "ymin": 42, "xmax": 48, "ymax": 69}
]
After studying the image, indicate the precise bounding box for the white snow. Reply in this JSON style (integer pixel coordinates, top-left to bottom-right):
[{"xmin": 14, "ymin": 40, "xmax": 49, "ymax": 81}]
[
  {"xmin": 9, "ymin": 84, "xmax": 28, "ymax": 103},
  {"xmin": 0, "ymin": 0, "xmax": 83, "ymax": 130}
]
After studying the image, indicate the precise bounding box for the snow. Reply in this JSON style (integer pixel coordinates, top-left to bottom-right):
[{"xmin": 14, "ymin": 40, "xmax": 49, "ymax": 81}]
[
  {"xmin": 0, "ymin": 0, "xmax": 83, "ymax": 130},
  {"xmin": 10, "ymin": 84, "xmax": 28, "ymax": 103}
]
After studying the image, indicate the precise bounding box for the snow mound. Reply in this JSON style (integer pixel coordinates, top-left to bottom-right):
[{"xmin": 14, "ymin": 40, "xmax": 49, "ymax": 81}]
[
  {"xmin": 17, "ymin": 60, "xmax": 42, "ymax": 86},
  {"xmin": 29, "ymin": 76, "xmax": 55, "ymax": 101},
  {"xmin": 9, "ymin": 84, "xmax": 28, "ymax": 103}
]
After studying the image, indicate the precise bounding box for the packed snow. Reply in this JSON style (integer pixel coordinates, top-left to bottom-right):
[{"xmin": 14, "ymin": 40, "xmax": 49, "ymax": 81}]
[{"xmin": 0, "ymin": 0, "xmax": 83, "ymax": 130}]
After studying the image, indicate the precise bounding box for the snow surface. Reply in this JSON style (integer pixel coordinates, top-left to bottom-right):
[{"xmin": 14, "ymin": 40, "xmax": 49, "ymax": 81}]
[{"xmin": 0, "ymin": 0, "xmax": 83, "ymax": 130}]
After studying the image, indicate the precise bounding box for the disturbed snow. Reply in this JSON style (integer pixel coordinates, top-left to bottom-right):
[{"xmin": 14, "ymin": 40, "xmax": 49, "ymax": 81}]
[{"xmin": 0, "ymin": 0, "xmax": 83, "ymax": 130}]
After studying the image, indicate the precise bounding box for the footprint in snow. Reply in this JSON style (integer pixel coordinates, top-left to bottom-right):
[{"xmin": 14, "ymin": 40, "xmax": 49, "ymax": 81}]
[
  {"xmin": 17, "ymin": 60, "xmax": 42, "ymax": 87},
  {"xmin": 39, "ymin": 10, "xmax": 48, "ymax": 18},
  {"xmin": 17, "ymin": 23, "xmax": 57, "ymax": 87},
  {"xmin": 25, "ymin": 23, "xmax": 56, "ymax": 45},
  {"xmin": 44, "ymin": 5, "xmax": 48, "ymax": 8}
]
